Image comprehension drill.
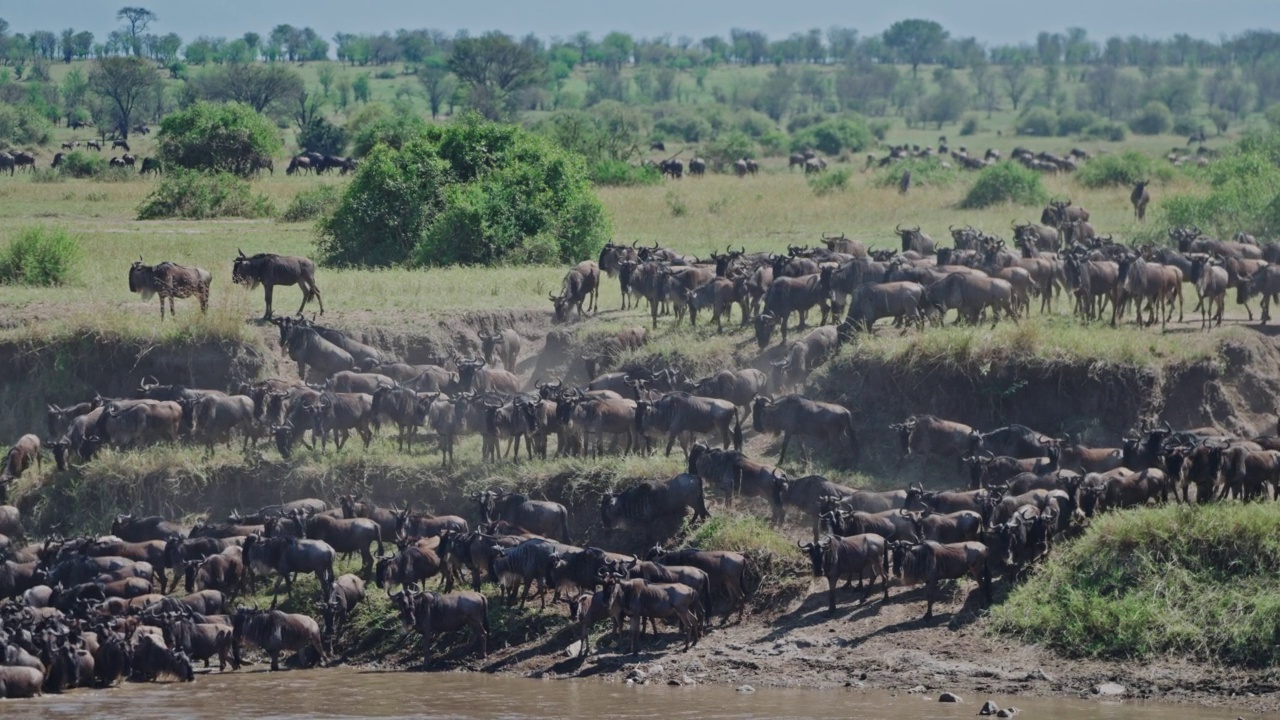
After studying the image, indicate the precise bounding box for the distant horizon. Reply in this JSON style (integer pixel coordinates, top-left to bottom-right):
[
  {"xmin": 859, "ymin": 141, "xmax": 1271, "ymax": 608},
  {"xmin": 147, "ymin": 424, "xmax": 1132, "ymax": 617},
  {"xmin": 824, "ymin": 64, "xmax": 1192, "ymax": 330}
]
[{"xmin": 4, "ymin": 0, "xmax": 1278, "ymax": 53}]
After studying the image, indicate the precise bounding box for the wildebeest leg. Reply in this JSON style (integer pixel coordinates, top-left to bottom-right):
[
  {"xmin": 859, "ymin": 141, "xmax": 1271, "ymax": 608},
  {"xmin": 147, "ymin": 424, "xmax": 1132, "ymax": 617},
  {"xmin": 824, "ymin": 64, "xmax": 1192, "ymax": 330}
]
[
  {"xmin": 263, "ymin": 284, "xmax": 274, "ymax": 319},
  {"xmin": 664, "ymin": 431, "xmax": 678, "ymax": 457},
  {"xmin": 778, "ymin": 431, "xmax": 792, "ymax": 463},
  {"xmin": 169, "ymin": 295, "xmax": 177, "ymax": 319}
]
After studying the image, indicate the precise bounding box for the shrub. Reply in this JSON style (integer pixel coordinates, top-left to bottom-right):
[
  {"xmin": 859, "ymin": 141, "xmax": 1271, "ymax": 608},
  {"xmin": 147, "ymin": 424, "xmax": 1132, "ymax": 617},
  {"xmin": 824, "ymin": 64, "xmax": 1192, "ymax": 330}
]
[
  {"xmin": 1015, "ymin": 107, "xmax": 1057, "ymax": 137},
  {"xmin": 349, "ymin": 113, "xmax": 432, "ymax": 157},
  {"xmin": 1129, "ymin": 101, "xmax": 1173, "ymax": 136},
  {"xmin": 57, "ymin": 150, "xmax": 107, "ymax": 178},
  {"xmin": 1158, "ymin": 131, "xmax": 1280, "ymax": 238},
  {"xmin": 1172, "ymin": 115, "xmax": 1204, "ymax": 138},
  {"xmin": 1076, "ymin": 150, "xmax": 1174, "ymax": 188},
  {"xmin": 279, "ymin": 184, "xmax": 343, "ymax": 223},
  {"xmin": 156, "ymin": 101, "xmax": 281, "ymax": 178},
  {"xmin": 28, "ymin": 168, "xmax": 63, "ymax": 184},
  {"xmin": 959, "ymin": 116, "xmax": 980, "ymax": 136},
  {"xmin": 0, "ymin": 226, "xmax": 81, "ymax": 286},
  {"xmin": 590, "ymin": 159, "xmax": 661, "ymax": 186},
  {"xmin": 960, "ymin": 162, "xmax": 1048, "ymax": 209},
  {"xmin": 136, "ymin": 169, "xmax": 275, "ymax": 220},
  {"xmin": 296, "ymin": 117, "xmax": 348, "ymax": 156},
  {"xmin": 0, "ymin": 102, "xmax": 53, "ymax": 146},
  {"xmin": 1057, "ymin": 110, "xmax": 1097, "ymax": 136},
  {"xmin": 1082, "ymin": 120, "xmax": 1127, "ymax": 142},
  {"xmin": 790, "ymin": 116, "xmax": 873, "ymax": 156},
  {"xmin": 320, "ymin": 114, "xmax": 610, "ymax": 268},
  {"xmin": 703, "ymin": 131, "xmax": 759, "ymax": 170},
  {"xmin": 653, "ymin": 111, "xmax": 711, "ymax": 142},
  {"xmin": 807, "ymin": 168, "xmax": 851, "ymax": 196},
  {"xmin": 873, "ymin": 157, "xmax": 958, "ymax": 190}
]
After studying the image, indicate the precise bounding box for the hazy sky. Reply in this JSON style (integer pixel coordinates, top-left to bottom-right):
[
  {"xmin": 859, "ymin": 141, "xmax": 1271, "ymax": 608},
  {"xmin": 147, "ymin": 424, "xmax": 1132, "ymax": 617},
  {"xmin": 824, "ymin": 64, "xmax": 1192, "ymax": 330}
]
[{"xmin": 4, "ymin": 0, "xmax": 1277, "ymax": 47}]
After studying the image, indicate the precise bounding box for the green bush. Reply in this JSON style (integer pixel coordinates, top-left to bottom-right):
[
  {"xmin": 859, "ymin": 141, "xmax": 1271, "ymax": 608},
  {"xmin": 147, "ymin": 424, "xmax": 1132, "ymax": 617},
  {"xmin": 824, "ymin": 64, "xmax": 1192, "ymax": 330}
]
[
  {"xmin": 1082, "ymin": 120, "xmax": 1127, "ymax": 142},
  {"xmin": 790, "ymin": 115, "xmax": 873, "ymax": 156},
  {"xmin": 0, "ymin": 102, "xmax": 53, "ymax": 146},
  {"xmin": 1016, "ymin": 107, "xmax": 1058, "ymax": 136},
  {"xmin": 960, "ymin": 161, "xmax": 1048, "ymax": 209},
  {"xmin": 136, "ymin": 168, "xmax": 275, "ymax": 220},
  {"xmin": 992, "ymin": 504, "xmax": 1280, "ymax": 665},
  {"xmin": 1129, "ymin": 101, "xmax": 1173, "ymax": 136},
  {"xmin": 1057, "ymin": 110, "xmax": 1098, "ymax": 136},
  {"xmin": 873, "ymin": 157, "xmax": 958, "ymax": 190},
  {"xmin": 156, "ymin": 101, "xmax": 281, "ymax": 178},
  {"xmin": 1172, "ymin": 115, "xmax": 1204, "ymax": 138},
  {"xmin": 0, "ymin": 226, "xmax": 81, "ymax": 286},
  {"xmin": 807, "ymin": 168, "xmax": 851, "ymax": 196},
  {"xmin": 653, "ymin": 110, "xmax": 712, "ymax": 142},
  {"xmin": 28, "ymin": 168, "xmax": 63, "ymax": 184},
  {"xmin": 1076, "ymin": 150, "xmax": 1174, "ymax": 188},
  {"xmin": 279, "ymin": 184, "xmax": 343, "ymax": 223},
  {"xmin": 1158, "ymin": 130, "xmax": 1280, "ymax": 238},
  {"xmin": 57, "ymin": 150, "xmax": 107, "ymax": 178},
  {"xmin": 959, "ymin": 116, "xmax": 979, "ymax": 136},
  {"xmin": 320, "ymin": 114, "xmax": 609, "ymax": 268},
  {"xmin": 704, "ymin": 131, "xmax": 759, "ymax": 170},
  {"xmin": 296, "ymin": 117, "xmax": 348, "ymax": 156},
  {"xmin": 350, "ymin": 113, "xmax": 432, "ymax": 157},
  {"xmin": 590, "ymin": 159, "xmax": 661, "ymax": 186}
]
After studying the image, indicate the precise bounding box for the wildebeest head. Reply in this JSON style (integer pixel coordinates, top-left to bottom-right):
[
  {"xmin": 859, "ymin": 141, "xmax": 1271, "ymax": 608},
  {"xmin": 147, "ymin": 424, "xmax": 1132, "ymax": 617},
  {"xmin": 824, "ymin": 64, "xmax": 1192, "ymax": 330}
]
[
  {"xmin": 128, "ymin": 257, "xmax": 155, "ymax": 297},
  {"xmin": 753, "ymin": 312, "xmax": 777, "ymax": 349},
  {"xmin": 797, "ymin": 538, "xmax": 830, "ymax": 576},
  {"xmin": 231, "ymin": 250, "xmax": 259, "ymax": 288}
]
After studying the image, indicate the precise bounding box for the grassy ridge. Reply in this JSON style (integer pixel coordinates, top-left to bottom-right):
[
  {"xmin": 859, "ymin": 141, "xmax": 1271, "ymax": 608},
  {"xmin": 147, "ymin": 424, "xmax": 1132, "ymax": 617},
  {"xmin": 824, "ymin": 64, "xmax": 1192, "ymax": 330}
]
[{"xmin": 991, "ymin": 504, "xmax": 1280, "ymax": 666}]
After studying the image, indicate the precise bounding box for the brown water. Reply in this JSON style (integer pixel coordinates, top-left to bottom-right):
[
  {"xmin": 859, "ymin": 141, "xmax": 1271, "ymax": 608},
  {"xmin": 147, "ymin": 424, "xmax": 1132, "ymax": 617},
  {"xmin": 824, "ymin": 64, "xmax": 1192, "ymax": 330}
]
[{"xmin": 15, "ymin": 669, "xmax": 1273, "ymax": 719}]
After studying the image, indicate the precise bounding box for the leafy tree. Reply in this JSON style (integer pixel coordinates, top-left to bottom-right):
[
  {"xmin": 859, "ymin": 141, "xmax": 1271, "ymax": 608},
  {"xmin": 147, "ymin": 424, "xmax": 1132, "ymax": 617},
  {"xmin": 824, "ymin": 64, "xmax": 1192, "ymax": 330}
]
[
  {"xmin": 296, "ymin": 116, "xmax": 347, "ymax": 155},
  {"xmin": 883, "ymin": 19, "xmax": 948, "ymax": 78},
  {"xmin": 189, "ymin": 62, "xmax": 303, "ymax": 113},
  {"xmin": 352, "ymin": 73, "xmax": 370, "ymax": 103},
  {"xmin": 0, "ymin": 102, "xmax": 54, "ymax": 146},
  {"xmin": 418, "ymin": 62, "xmax": 456, "ymax": 118},
  {"xmin": 757, "ymin": 66, "xmax": 795, "ymax": 122},
  {"xmin": 917, "ymin": 71, "xmax": 968, "ymax": 129},
  {"xmin": 155, "ymin": 101, "xmax": 281, "ymax": 177},
  {"xmin": 116, "ymin": 7, "xmax": 156, "ymax": 57},
  {"xmin": 448, "ymin": 32, "xmax": 544, "ymax": 119},
  {"xmin": 790, "ymin": 116, "xmax": 873, "ymax": 155},
  {"xmin": 1002, "ymin": 61, "xmax": 1033, "ymax": 111},
  {"xmin": 1129, "ymin": 101, "xmax": 1173, "ymax": 135},
  {"xmin": 317, "ymin": 64, "xmax": 335, "ymax": 97},
  {"xmin": 88, "ymin": 56, "xmax": 158, "ymax": 138},
  {"xmin": 60, "ymin": 68, "xmax": 89, "ymax": 124}
]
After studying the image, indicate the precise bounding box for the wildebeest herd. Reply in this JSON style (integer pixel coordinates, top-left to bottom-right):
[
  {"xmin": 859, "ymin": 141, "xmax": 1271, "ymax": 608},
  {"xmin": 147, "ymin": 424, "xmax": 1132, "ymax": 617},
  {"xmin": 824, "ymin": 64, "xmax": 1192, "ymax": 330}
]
[{"xmin": 1, "ymin": 184, "xmax": 1277, "ymax": 697}]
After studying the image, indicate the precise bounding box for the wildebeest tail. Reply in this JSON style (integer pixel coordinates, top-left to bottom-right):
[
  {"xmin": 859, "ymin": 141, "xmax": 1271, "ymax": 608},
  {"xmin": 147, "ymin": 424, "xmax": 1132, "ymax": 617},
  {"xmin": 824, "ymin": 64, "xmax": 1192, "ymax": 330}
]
[{"xmin": 741, "ymin": 556, "xmax": 758, "ymax": 599}]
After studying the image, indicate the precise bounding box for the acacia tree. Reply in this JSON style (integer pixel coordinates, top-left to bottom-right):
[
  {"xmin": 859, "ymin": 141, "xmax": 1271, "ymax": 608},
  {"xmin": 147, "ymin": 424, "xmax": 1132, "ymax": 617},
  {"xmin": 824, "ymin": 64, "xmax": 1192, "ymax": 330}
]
[
  {"xmin": 883, "ymin": 19, "xmax": 948, "ymax": 78},
  {"xmin": 89, "ymin": 56, "xmax": 158, "ymax": 138},
  {"xmin": 1002, "ymin": 61, "xmax": 1033, "ymax": 111},
  {"xmin": 418, "ymin": 62, "xmax": 456, "ymax": 118},
  {"xmin": 190, "ymin": 63, "xmax": 303, "ymax": 113},
  {"xmin": 117, "ymin": 7, "xmax": 156, "ymax": 57},
  {"xmin": 448, "ymin": 32, "xmax": 544, "ymax": 119}
]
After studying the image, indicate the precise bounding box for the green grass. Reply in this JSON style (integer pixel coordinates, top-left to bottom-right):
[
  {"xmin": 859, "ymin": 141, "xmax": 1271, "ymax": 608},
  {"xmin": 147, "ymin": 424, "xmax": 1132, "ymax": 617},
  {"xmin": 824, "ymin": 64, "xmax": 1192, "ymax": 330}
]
[{"xmin": 991, "ymin": 504, "xmax": 1280, "ymax": 666}]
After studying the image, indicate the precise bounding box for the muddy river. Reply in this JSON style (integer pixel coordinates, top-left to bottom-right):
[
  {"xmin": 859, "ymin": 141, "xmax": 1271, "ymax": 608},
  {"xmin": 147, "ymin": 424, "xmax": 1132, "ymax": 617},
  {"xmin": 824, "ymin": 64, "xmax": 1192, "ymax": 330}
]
[{"xmin": 15, "ymin": 668, "xmax": 1272, "ymax": 719}]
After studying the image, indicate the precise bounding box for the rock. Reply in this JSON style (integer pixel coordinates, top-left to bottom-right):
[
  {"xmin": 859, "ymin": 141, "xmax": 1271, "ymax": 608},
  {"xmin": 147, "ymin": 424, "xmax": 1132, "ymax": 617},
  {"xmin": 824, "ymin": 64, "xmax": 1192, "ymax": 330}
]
[
  {"xmin": 979, "ymin": 700, "xmax": 1001, "ymax": 715},
  {"xmin": 648, "ymin": 664, "xmax": 664, "ymax": 676},
  {"xmin": 625, "ymin": 668, "xmax": 647, "ymax": 683},
  {"xmin": 1025, "ymin": 668, "xmax": 1052, "ymax": 682},
  {"xmin": 938, "ymin": 692, "xmax": 962, "ymax": 703},
  {"xmin": 907, "ymin": 685, "xmax": 927, "ymax": 694},
  {"xmin": 681, "ymin": 675, "xmax": 695, "ymax": 686},
  {"xmin": 996, "ymin": 709, "xmax": 1019, "ymax": 718},
  {"xmin": 1092, "ymin": 682, "xmax": 1126, "ymax": 697},
  {"xmin": 684, "ymin": 661, "xmax": 706, "ymax": 673},
  {"xmin": 667, "ymin": 679, "xmax": 682, "ymax": 686},
  {"xmin": 794, "ymin": 638, "xmax": 814, "ymax": 649},
  {"xmin": 736, "ymin": 685, "xmax": 755, "ymax": 693},
  {"xmin": 564, "ymin": 641, "xmax": 582, "ymax": 658}
]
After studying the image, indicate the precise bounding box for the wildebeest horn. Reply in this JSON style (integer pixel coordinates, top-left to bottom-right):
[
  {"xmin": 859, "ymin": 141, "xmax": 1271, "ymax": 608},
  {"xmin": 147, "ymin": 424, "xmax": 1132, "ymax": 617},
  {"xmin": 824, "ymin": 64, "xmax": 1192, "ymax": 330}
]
[{"xmin": 237, "ymin": 249, "xmax": 246, "ymax": 258}]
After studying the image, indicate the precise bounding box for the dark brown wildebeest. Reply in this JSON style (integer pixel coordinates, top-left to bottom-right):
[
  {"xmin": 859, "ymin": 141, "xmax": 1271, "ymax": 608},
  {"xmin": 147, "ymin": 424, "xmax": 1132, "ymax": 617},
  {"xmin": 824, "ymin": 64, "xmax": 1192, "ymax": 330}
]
[
  {"xmin": 601, "ymin": 474, "xmax": 709, "ymax": 530},
  {"xmin": 232, "ymin": 607, "xmax": 327, "ymax": 671},
  {"xmin": 139, "ymin": 157, "xmax": 162, "ymax": 176},
  {"xmin": 232, "ymin": 250, "xmax": 324, "ymax": 319},
  {"xmin": 754, "ymin": 274, "xmax": 829, "ymax": 347},
  {"xmin": 128, "ymin": 259, "xmax": 212, "ymax": 320},
  {"xmin": 688, "ymin": 369, "xmax": 768, "ymax": 412},
  {"xmin": 481, "ymin": 329, "xmax": 521, "ymax": 370},
  {"xmin": 1130, "ymin": 180, "xmax": 1151, "ymax": 221},
  {"xmin": 391, "ymin": 587, "xmax": 490, "ymax": 666},
  {"xmin": 286, "ymin": 155, "xmax": 311, "ymax": 175},
  {"xmin": 635, "ymin": 392, "xmax": 742, "ymax": 457},
  {"xmin": 274, "ymin": 318, "xmax": 355, "ymax": 381},
  {"xmin": 112, "ymin": 139, "xmax": 130, "ymax": 151},
  {"xmin": 475, "ymin": 490, "xmax": 571, "ymax": 543},
  {"xmin": 551, "ymin": 261, "xmax": 601, "ymax": 322},
  {"xmin": 0, "ymin": 434, "xmax": 41, "ymax": 495},
  {"xmin": 645, "ymin": 544, "xmax": 750, "ymax": 623},
  {"xmin": 799, "ymin": 532, "xmax": 888, "ymax": 610},
  {"xmin": 752, "ymin": 395, "xmax": 859, "ymax": 465},
  {"xmin": 322, "ymin": 573, "xmax": 366, "ymax": 641},
  {"xmin": 888, "ymin": 540, "xmax": 991, "ymax": 620}
]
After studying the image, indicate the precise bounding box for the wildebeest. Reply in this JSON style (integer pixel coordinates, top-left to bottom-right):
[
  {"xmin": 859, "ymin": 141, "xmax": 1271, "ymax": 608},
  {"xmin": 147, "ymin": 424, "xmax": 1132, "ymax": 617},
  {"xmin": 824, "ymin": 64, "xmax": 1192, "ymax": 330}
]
[
  {"xmin": 0, "ymin": 434, "xmax": 41, "ymax": 494},
  {"xmin": 322, "ymin": 573, "xmax": 366, "ymax": 641},
  {"xmin": 752, "ymin": 395, "xmax": 859, "ymax": 465},
  {"xmin": 635, "ymin": 392, "xmax": 742, "ymax": 457},
  {"xmin": 1130, "ymin": 180, "xmax": 1151, "ymax": 221},
  {"xmin": 232, "ymin": 250, "xmax": 324, "ymax": 319},
  {"xmin": 305, "ymin": 513, "xmax": 382, "ymax": 576},
  {"xmin": 550, "ymin": 261, "xmax": 601, "ymax": 322},
  {"xmin": 480, "ymin": 329, "xmax": 521, "ymax": 370},
  {"xmin": 754, "ymin": 274, "xmax": 829, "ymax": 347},
  {"xmin": 191, "ymin": 394, "xmax": 257, "ymax": 453},
  {"xmin": 128, "ymin": 259, "xmax": 212, "ymax": 320},
  {"xmin": 688, "ymin": 369, "xmax": 768, "ymax": 412},
  {"xmin": 274, "ymin": 319, "xmax": 355, "ymax": 381},
  {"xmin": 139, "ymin": 157, "xmax": 162, "ymax": 176},
  {"xmin": 600, "ymin": 474, "xmax": 709, "ymax": 530},
  {"xmin": 476, "ymin": 490, "xmax": 571, "ymax": 543},
  {"xmin": 888, "ymin": 540, "xmax": 991, "ymax": 620},
  {"xmin": 606, "ymin": 575, "xmax": 702, "ymax": 654},
  {"xmin": 799, "ymin": 532, "xmax": 888, "ymax": 610},
  {"xmin": 391, "ymin": 587, "xmax": 490, "ymax": 665},
  {"xmin": 645, "ymin": 545, "xmax": 751, "ymax": 622},
  {"xmin": 231, "ymin": 607, "xmax": 327, "ymax": 671}
]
